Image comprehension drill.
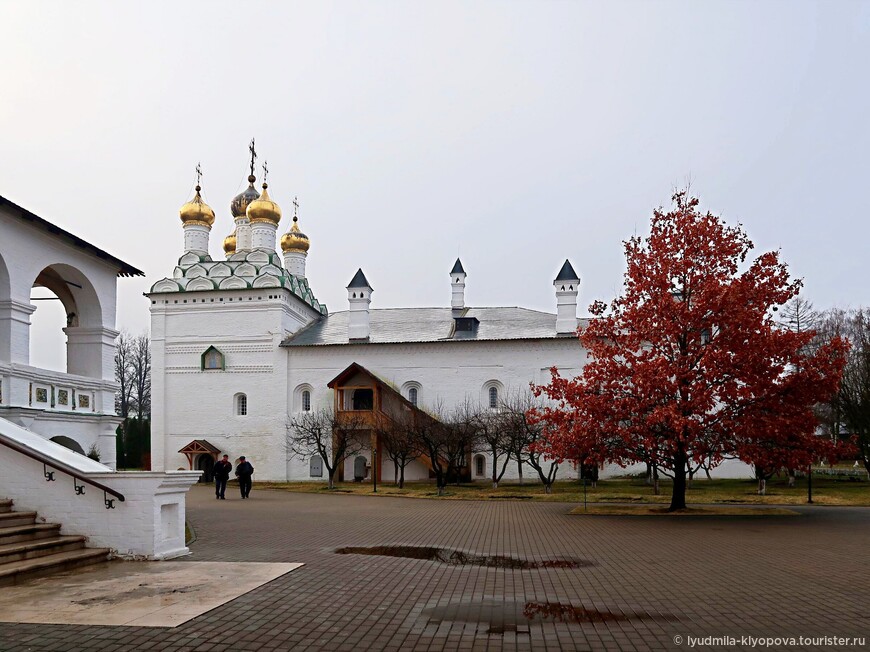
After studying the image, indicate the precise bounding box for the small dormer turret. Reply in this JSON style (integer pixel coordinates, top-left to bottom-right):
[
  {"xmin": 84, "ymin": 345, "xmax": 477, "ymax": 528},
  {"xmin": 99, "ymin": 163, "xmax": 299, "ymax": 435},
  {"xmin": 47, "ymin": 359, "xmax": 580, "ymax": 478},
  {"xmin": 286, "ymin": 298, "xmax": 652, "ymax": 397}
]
[
  {"xmin": 554, "ymin": 259, "xmax": 580, "ymax": 334},
  {"xmin": 347, "ymin": 268, "xmax": 373, "ymax": 340},
  {"xmin": 450, "ymin": 258, "xmax": 466, "ymax": 313}
]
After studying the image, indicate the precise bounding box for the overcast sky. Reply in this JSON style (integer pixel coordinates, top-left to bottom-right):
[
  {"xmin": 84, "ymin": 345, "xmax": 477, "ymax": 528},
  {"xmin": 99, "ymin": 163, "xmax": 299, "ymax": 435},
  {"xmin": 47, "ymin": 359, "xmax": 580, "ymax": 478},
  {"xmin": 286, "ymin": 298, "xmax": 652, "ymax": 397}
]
[{"xmin": 2, "ymin": 1, "xmax": 869, "ymax": 370}]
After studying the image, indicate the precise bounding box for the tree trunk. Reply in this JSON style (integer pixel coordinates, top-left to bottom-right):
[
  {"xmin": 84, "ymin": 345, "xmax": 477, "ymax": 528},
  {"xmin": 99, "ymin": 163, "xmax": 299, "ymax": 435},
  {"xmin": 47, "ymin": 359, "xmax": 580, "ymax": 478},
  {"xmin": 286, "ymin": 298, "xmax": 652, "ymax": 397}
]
[
  {"xmin": 399, "ymin": 463, "xmax": 405, "ymax": 489},
  {"xmin": 787, "ymin": 470, "xmax": 795, "ymax": 488},
  {"xmin": 544, "ymin": 483, "xmax": 552, "ymax": 495},
  {"xmin": 328, "ymin": 471, "xmax": 335, "ymax": 490},
  {"xmin": 652, "ymin": 463, "xmax": 660, "ymax": 495},
  {"xmin": 758, "ymin": 478, "xmax": 766, "ymax": 495},
  {"xmin": 669, "ymin": 451, "xmax": 688, "ymax": 511},
  {"xmin": 645, "ymin": 462, "xmax": 652, "ymax": 485},
  {"xmin": 394, "ymin": 462, "xmax": 398, "ymax": 486},
  {"xmin": 517, "ymin": 460, "xmax": 524, "ymax": 485},
  {"xmin": 687, "ymin": 467, "xmax": 694, "ymax": 489}
]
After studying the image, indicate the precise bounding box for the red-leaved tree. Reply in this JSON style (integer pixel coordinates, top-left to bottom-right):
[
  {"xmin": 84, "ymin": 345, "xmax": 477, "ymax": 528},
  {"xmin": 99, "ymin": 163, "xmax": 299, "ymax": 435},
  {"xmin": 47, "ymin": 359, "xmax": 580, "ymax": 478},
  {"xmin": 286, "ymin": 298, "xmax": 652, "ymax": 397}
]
[{"xmin": 532, "ymin": 192, "xmax": 848, "ymax": 510}]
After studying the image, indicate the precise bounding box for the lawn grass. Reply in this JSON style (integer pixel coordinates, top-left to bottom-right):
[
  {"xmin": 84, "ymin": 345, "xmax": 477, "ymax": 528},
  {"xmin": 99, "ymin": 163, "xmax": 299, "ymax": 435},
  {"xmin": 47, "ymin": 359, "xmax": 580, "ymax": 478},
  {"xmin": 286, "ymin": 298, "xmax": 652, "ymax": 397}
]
[{"xmin": 259, "ymin": 474, "xmax": 870, "ymax": 506}]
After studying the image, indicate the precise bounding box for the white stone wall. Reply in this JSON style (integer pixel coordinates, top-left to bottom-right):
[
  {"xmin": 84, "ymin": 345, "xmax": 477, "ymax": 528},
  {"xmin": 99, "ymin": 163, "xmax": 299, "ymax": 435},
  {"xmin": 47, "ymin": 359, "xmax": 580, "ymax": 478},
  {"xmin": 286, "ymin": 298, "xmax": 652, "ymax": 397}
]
[
  {"xmin": 283, "ymin": 251, "xmax": 306, "ymax": 278},
  {"xmin": 183, "ymin": 224, "xmax": 210, "ymax": 255},
  {"xmin": 150, "ymin": 288, "xmax": 317, "ymax": 479},
  {"xmin": 285, "ymin": 338, "xmax": 585, "ymax": 483},
  {"xmin": 250, "ymin": 224, "xmax": 277, "ymax": 251},
  {"xmin": 0, "ymin": 417, "xmax": 199, "ymax": 558}
]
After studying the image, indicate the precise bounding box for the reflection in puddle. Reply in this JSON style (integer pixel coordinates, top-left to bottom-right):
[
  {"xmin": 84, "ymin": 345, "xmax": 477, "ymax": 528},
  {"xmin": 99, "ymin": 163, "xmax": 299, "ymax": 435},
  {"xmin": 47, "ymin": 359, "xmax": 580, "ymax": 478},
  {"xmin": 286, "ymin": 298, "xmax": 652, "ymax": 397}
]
[
  {"xmin": 522, "ymin": 601, "xmax": 676, "ymax": 624},
  {"xmin": 335, "ymin": 546, "xmax": 588, "ymax": 569},
  {"xmin": 419, "ymin": 599, "xmax": 676, "ymax": 634}
]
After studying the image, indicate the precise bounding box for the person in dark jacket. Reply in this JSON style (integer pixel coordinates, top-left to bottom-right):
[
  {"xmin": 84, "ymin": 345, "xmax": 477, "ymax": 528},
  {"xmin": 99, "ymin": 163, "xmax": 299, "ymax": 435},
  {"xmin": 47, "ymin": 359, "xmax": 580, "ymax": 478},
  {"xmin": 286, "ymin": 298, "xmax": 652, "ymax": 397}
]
[
  {"xmin": 213, "ymin": 454, "xmax": 232, "ymax": 499},
  {"xmin": 235, "ymin": 456, "xmax": 254, "ymax": 499}
]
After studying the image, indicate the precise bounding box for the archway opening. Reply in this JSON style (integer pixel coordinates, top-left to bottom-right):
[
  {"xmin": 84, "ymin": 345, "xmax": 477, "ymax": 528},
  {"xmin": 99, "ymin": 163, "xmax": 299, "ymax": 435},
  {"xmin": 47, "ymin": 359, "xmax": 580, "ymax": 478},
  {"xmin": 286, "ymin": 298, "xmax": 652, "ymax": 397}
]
[
  {"xmin": 49, "ymin": 435, "xmax": 85, "ymax": 455},
  {"xmin": 29, "ymin": 284, "xmax": 69, "ymax": 372},
  {"xmin": 29, "ymin": 264, "xmax": 103, "ymax": 375},
  {"xmin": 197, "ymin": 454, "xmax": 215, "ymax": 483}
]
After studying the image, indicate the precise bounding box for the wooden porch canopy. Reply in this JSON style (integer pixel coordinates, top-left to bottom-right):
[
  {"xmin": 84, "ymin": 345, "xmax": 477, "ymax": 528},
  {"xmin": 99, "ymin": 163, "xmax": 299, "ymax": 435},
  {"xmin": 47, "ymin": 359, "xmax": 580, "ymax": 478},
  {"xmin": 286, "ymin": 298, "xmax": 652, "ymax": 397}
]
[
  {"xmin": 178, "ymin": 439, "xmax": 221, "ymax": 470},
  {"xmin": 327, "ymin": 362, "xmax": 443, "ymax": 481},
  {"xmin": 326, "ymin": 362, "xmax": 422, "ymax": 416}
]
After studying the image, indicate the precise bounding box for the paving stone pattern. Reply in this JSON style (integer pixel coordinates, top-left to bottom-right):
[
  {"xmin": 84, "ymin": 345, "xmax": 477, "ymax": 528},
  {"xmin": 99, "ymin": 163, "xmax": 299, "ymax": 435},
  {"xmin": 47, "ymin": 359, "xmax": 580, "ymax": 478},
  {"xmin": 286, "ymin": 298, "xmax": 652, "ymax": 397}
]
[{"xmin": 0, "ymin": 485, "xmax": 867, "ymax": 651}]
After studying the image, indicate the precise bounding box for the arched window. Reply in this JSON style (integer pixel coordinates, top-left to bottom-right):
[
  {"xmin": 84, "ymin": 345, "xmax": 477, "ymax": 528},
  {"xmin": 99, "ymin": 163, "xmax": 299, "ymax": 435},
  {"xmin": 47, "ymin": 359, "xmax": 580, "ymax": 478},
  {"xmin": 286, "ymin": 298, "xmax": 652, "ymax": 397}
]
[
  {"xmin": 236, "ymin": 393, "xmax": 247, "ymax": 416},
  {"xmin": 295, "ymin": 384, "xmax": 314, "ymax": 413},
  {"xmin": 488, "ymin": 386, "xmax": 498, "ymax": 409},
  {"xmin": 402, "ymin": 381, "xmax": 422, "ymax": 407}
]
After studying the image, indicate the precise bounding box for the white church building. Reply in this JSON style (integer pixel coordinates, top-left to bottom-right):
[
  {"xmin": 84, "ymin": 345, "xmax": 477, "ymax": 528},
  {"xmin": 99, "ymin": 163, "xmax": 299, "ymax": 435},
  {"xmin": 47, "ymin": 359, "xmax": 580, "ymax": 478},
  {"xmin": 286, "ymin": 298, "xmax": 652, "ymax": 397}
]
[{"xmin": 149, "ymin": 167, "xmax": 590, "ymax": 484}]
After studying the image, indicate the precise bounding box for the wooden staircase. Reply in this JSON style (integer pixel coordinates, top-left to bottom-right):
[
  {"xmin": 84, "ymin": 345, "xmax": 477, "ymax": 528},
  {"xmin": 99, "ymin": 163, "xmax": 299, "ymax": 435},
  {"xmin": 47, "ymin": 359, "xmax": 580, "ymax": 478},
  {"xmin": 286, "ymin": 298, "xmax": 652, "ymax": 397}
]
[{"xmin": 0, "ymin": 498, "xmax": 111, "ymax": 586}]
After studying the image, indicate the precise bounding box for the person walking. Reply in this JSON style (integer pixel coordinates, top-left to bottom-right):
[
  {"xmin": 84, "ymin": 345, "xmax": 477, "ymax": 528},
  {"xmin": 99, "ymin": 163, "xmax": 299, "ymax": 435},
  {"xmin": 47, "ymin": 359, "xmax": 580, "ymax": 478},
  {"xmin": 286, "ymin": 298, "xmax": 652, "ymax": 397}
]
[
  {"xmin": 214, "ymin": 454, "xmax": 232, "ymax": 500},
  {"xmin": 236, "ymin": 456, "xmax": 254, "ymax": 499}
]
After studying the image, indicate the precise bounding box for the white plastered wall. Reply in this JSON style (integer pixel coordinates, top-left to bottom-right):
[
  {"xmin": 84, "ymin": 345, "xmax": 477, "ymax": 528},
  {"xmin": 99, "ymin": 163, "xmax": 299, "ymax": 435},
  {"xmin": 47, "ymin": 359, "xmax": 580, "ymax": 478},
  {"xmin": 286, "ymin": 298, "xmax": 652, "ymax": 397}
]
[
  {"xmin": 150, "ymin": 287, "xmax": 317, "ymax": 479},
  {"xmin": 0, "ymin": 206, "xmax": 123, "ymax": 468}
]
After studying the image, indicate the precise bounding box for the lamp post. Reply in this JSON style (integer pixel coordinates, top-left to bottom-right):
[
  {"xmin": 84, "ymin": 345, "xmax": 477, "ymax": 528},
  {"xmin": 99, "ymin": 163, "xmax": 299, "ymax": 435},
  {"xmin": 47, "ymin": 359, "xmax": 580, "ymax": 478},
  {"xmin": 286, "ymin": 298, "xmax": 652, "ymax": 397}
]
[
  {"xmin": 372, "ymin": 448, "xmax": 377, "ymax": 493},
  {"xmin": 807, "ymin": 462, "xmax": 813, "ymax": 504}
]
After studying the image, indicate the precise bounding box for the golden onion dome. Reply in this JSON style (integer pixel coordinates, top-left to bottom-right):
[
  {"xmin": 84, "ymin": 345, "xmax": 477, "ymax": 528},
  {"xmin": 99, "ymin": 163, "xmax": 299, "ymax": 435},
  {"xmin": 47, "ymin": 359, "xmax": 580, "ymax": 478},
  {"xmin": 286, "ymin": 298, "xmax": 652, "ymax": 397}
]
[
  {"xmin": 281, "ymin": 217, "xmax": 310, "ymax": 253},
  {"xmin": 223, "ymin": 230, "xmax": 237, "ymax": 255},
  {"xmin": 230, "ymin": 175, "xmax": 261, "ymax": 219},
  {"xmin": 246, "ymin": 183, "xmax": 282, "ymax": 225},
  {"xmin": 179, "ymin": 185, "xmax": 215, "ymax": 227}
]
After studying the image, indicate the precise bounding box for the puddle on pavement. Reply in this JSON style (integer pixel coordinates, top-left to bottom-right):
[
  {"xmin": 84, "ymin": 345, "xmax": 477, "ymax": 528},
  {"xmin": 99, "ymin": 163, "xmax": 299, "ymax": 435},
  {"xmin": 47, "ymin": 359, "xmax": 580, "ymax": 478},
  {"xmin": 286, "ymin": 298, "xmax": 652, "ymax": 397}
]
[
  {"xmin": 420, "ymin": 599, "xmax": 676, "ymax": 634},
  {"xmin": 523, "ymin": 601, "xmax": 676, "ymax": 624},
  {"xmin": 335, "ymin": 545, "xmax": 589, "ymax": 569}
]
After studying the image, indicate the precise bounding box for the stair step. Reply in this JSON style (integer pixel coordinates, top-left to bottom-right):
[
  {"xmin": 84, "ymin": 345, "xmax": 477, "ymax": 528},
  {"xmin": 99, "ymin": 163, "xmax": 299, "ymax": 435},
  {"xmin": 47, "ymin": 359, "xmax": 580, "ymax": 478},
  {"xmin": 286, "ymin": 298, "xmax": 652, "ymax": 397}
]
[
  {"xmin": 0, "ymin": 548, "xmax": 111, "ymax": 587},
  {"xmin": 0, "ymin": 499, "xmax": 12, "ymax": 514},
  {"xmin": 0, "ymin": 523, "xmax": 62, "ymax": 545},
  {"xmin": 0, "ymin": 535, "xmax": 87, "ymax": 564},
  {"xmin": 0, "ymin": 511, "xmax": 37, "ymax": 528}
]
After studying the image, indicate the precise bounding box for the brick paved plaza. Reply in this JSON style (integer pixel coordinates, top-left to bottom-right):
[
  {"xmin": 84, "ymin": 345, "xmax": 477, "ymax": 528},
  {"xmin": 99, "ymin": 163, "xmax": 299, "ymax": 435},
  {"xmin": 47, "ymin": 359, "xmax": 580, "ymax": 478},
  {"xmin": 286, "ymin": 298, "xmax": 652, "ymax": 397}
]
[{"xmin": 1, "ymin": 485, "xmax": 867, "ymax": 651}]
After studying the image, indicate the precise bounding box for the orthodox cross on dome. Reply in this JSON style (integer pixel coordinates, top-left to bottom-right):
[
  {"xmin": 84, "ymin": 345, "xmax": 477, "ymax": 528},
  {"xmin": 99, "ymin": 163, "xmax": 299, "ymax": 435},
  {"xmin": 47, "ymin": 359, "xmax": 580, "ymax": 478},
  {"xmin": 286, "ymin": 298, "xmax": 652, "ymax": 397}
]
[
  {"xmin": 293, "ymin": 196, "xmax": 299, "ymax": 222},
  {"xmin": 195, "ymin": 162, "xmax": 202, "ymax": 187},
  {"xmin": 262, "ymin": 160, "xmax": 269, "ymax": 184},
  {"xmin": 248, "ymin": 138, "xmax": 257, "ymax": 177}
]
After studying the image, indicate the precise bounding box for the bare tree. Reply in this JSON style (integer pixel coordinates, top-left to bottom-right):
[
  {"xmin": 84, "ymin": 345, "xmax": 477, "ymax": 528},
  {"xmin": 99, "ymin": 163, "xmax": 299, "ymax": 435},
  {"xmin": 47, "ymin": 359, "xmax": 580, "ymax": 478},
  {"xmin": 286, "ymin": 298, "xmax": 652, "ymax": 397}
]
[
  {"xmin": 132, "ymin": 332, "xmax": 151, "ymax": 420},
  {"xmin": 820, "ymin": 308, "xmax": 870, "ymax": 474},
  {"xmin": 114, "ymin": 331, "xmax": 135, "ymax": 419},
  {"xmin": 376, "ymin": 407, "xmax": 421, "ymax": 488},
  {"xmin": 287, "ymin": 407, "xmax": 366, "ymax": 489},
  {"xmin": 443, "ymin": 400, "xmax": 481, "ymax": 486},
  {"xmin": 502, "ymin": 390, "xmax": 560, "ymax": 494},
  {"xmin": 408, "ymin": 403, "xmax": 455, "ymax": 496},
  {"xmin": 473, "ymin": 405, "xmax": 512, "ymax": 489}
]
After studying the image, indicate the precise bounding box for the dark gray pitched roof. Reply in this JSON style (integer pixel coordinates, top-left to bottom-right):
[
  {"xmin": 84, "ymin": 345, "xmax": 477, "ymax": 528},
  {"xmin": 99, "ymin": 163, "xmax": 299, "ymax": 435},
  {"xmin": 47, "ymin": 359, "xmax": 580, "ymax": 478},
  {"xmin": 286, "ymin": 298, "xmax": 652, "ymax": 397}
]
[
  {"xmin": 347, "ymin": 268, "xmax": 372, "ymax": 289},
  {"xmin": 450, "ymin": 258, "xmax": 465, "ymax": 274},
  {"xmin": 554, "ymin": 259, "xmax": 579, "ymax": 282},
  {"xmin": 282, "ymin": 307, "xmax": 588, "ymax": 347}
]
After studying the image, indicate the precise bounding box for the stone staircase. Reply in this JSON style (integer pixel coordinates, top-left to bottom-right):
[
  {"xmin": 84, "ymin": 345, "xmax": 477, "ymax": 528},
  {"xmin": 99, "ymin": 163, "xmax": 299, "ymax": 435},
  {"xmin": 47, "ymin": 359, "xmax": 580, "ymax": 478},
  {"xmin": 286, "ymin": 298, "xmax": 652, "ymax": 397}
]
[{"xmin": 0, "ymin": 498, "xmax": 111, "ymax": 586}]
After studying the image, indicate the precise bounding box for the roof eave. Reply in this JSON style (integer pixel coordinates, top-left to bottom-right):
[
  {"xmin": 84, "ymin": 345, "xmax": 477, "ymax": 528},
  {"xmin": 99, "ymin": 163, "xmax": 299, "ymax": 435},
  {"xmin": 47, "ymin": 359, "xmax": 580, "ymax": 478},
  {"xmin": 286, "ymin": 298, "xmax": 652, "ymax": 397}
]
[{"xmin": 0, "ymin": 195, "xmax": 144, "ymax": 277}]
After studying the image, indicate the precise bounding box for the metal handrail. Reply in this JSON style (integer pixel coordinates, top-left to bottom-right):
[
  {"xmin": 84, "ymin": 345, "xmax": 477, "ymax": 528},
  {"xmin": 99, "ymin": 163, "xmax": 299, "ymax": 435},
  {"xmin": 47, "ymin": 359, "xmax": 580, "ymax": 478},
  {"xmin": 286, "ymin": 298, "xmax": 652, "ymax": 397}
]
[{"xmin": 0, "ymin": 436, "xmax": 125, "ymax": 506}]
